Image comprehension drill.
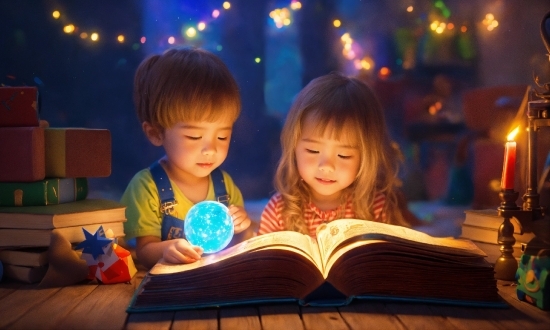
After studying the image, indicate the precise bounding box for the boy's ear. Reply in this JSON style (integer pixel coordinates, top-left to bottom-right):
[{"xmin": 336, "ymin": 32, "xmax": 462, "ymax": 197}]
[{"xmin": 142, "ymin": 122, "xmax": 163, "ymax": 146}]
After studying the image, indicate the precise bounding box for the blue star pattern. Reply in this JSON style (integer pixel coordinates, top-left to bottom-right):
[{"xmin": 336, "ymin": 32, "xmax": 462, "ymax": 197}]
[
  {"xmin": 184, "ymin": 201, "xmax": 234, "ymax": 254},
  {"xmin": 75, "ymin": 226, "xmax": 113, "ymax": 259}
]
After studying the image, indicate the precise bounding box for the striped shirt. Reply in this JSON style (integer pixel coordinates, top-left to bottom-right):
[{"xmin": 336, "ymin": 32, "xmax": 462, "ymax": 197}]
[{"xmin": 258, "ymin": 192, "xmax": 386, "ymax": 237}]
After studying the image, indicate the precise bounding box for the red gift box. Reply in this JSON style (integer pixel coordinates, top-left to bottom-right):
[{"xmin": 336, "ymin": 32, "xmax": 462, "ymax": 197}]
[{"xmin": 0, "ymin": 87, "xmax": 40, "ymax": 127}]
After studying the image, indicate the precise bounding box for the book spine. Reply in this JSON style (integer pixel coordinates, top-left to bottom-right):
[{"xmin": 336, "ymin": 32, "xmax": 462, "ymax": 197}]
[
  {"xmin": 0, "ymin": 86, "xmax": 40, "ymax": 127},
  {"xmin": 0, "ymin": 127, "xmax": 45, "ymax": 182},
  {"xmin": 0, "ymin": 178, "xmax": 88, "ymax": 206},
  {"xmin": 45, "ymin": 128, "xmax": 111, "ymax": 178}
]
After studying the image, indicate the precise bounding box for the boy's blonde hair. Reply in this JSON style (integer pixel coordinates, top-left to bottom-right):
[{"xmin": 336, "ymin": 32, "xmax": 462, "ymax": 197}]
[
  {"xmin": 275, "ymin": 72, "xmax": 407, "ymax": 234},
  {"xmin": 134, "ymin": 47, "xmax": 241, "ymax": 130}
]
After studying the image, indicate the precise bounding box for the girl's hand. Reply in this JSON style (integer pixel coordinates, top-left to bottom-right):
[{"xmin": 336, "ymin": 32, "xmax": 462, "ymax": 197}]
[
  {"xmin": 228, "ymin": 205, "xmax": 252, "ymax": 234},
  {"xmin": 163, "ymin": 239, "xmax": 203, "ymax": 264}
]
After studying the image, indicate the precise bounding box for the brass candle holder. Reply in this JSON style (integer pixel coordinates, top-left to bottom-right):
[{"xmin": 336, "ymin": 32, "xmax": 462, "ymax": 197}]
[{"xmin": 493, "ymin": 11, "xmax": 550, "ymax": 281}]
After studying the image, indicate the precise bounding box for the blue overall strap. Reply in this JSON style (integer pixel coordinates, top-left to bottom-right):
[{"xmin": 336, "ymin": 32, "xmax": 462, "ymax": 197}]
[
  {"xmin": 211, "ymin": 168, "xmax": 230, "ymax": 206},
  {"xmin": 149, "ymin": 160, "xmax": 177, "ymax": 215},
  {"xmin": 149, "ymin": 160, "xmax": 185, "ymax": 240}
]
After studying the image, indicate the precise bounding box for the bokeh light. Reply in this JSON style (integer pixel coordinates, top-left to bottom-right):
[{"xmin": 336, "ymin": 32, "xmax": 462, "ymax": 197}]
[
  {"xmin": 90, "ymin": 32, "xmax": 99, "ymax": 41},
  {"xmin": 184, "ymin": 201, "xmax": 234, "ymax": 254},
  {"xmin": 52, "ymin": 11, "xmax": 60, "ymax": 19}
]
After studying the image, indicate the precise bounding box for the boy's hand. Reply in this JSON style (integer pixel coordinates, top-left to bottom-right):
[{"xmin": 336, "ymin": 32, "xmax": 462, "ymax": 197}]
[
  {"xmin": 163, "ymin": 239, "xmax": 203, "ymax": 264},
  {"xmin": 228, "ymin": 205, "xmax": 251, "ymax": 234}
]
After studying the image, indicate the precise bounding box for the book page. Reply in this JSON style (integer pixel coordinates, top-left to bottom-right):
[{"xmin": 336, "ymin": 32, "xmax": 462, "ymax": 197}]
[
  {"xmin": 150, "ymin": 230, "xmax": 322, "ymax": 275},
  {"xmin": 316, "ymin": 219, "xmax": 487, "ymax": 270}
]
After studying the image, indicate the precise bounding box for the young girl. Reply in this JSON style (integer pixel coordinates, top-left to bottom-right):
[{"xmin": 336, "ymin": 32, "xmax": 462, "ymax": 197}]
[
  {"xmin": 121, "ymin": 48, "xmax": 251, "ymax": 269},
  {"xmin": 258, "ymin": 72, "xmax": 410, "ymax": 237}
]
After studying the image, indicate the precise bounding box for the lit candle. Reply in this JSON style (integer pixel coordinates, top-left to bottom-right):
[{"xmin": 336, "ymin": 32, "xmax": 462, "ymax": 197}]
[{"xmin": 501, "ymin": 127, "xmax": 519, "ymax": 190}]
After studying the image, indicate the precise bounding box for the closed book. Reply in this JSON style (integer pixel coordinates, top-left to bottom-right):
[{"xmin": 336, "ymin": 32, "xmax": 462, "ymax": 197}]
[
  {"xmin": 460, "ymin": 224, "xmax": 535, "ymax": 245},
  {"xmin": 0, "ymin": 248, "xmax": 48, "ymax": 267},
  {"xmin": 45, "ymin": 128, "xmax": 111, "ymax": 178},
  {"xmin": 0, "ymin": 178, "xmax": 88, "ymax": 206},
  {"xmin": 0, "ymin": 221, "xmax": 125, "ymax": 248},
  {"xmin": 0, "ymin": 86, "xmax": 40, "ymax": 127},
  {"xmin": 2, "ymin": 264, "xmax": 47, "ymax": 283},
  {"xmin": 0, "ymin": 198, "xmax": 126, "ymax": 230},
  {"xmin": 0, "ymin": 127, "xmax": 45, "ymax": 182},
  {"xmin": 463, "ymin": 209, "xmax": 524, "ymax": 234}
]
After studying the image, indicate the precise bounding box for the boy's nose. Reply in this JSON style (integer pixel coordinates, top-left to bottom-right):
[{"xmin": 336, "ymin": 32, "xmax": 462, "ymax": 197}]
[{"xmin": 201, "ymin": 141, "xmax": 216, "ymax": 155}]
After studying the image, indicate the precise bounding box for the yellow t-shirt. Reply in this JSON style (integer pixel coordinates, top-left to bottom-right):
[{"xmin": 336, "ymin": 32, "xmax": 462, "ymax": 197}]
[{"xmin": 120, "ymin": 168, "xmax": 244, "ymax": 241}]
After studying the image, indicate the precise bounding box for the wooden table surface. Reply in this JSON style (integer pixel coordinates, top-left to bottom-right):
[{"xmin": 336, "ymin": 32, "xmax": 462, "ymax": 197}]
[{"xmin": 1, "ymin": 267, "xmax": 549, "ymax": 330}]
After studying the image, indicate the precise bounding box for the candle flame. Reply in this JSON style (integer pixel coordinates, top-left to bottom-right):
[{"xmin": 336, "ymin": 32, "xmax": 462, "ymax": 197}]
[{"xmin": 507, "ymin": 126, "xmax": 519, "ymax": 141}]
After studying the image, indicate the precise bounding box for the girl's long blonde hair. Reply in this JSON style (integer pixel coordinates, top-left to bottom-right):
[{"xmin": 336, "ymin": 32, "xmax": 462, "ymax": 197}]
[{"xmin": 274, "ymin": 72, "xmax": 407, "ymax": 234}]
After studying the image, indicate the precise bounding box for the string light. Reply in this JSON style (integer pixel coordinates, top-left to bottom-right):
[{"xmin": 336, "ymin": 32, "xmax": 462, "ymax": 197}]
[
  {"xmin": 482, "ymin": 13, "xmax": 499, "ymax": 31},
  {"xmin": 52, "ymin": 11, "xmax": 60, "ymax": 19},
  {"xmin": 117, "ymin": 35, "xmax": 125, "ymax": 43},
  {"xmin": 90, "ymin": 33, "xmax": 99, "ymax": 41},
  {"xmin": 223, "ymin": 2, "xmax": 231, "ymax": 10}
]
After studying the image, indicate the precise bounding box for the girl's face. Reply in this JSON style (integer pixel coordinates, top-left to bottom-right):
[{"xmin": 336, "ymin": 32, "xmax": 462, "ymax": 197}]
[{"xmin": 295, "ymin": 117, "xmax": 361, "ymax": 206}]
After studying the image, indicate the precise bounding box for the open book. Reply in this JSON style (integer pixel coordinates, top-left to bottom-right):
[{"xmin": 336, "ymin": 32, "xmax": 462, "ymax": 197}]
[{"xmin": 127, "ymin": 219, "xmax": 504, "ymax": 312}]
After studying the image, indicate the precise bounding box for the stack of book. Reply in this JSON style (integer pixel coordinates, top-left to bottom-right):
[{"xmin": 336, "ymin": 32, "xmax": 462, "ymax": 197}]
[
  {"xmin": 0, "ymin": 86, "xmax": 126, "ymax": 283},
  {"xmin": 460, "ymin": 209, "xmax": 535, "ymax": 264}
]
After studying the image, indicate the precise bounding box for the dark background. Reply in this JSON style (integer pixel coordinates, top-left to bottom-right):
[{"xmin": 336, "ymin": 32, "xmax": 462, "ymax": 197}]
[{"xmin": 1, "ymin": 0, "xmax": 549, "ymax": 204}]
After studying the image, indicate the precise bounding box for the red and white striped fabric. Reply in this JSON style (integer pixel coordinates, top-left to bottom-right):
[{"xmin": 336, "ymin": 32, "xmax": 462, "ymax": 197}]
[{"xmin": 258, "ymin": 192, "xmax": 386, "ymax": 237}]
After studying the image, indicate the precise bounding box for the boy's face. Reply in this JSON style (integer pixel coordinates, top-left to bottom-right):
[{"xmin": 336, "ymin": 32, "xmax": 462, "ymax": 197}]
[
  {"xmin": 160, "ymin": 118, "xmax": 234, "ymax": 179},
  {"xmin": 295, "ymin": 118, "xmax": 360, "ymax": 204}
]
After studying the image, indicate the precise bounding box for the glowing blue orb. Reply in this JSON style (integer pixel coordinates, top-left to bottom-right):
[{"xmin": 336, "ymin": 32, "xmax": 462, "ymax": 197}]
[{"xmin": 184, "ymin": 201, "xmax": 234, "ymax": 253}]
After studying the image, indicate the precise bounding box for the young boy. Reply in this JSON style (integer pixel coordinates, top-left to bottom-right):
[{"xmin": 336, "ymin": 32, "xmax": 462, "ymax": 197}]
[{"xmin": 121, "ymin": 48, "xmax": 251, "ymax": 269}]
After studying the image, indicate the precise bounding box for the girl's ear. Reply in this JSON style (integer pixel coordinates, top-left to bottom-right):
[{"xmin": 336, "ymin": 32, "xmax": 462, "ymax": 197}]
[{"xmin": 142, "ymin": 121, "xmax": 163, "ymax": 146}]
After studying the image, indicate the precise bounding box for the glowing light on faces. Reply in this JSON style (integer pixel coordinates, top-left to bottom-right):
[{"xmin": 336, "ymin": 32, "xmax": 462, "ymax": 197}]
[{"xmin": 184, "ymin": 201, "xmax": 234, "ymax": 253}]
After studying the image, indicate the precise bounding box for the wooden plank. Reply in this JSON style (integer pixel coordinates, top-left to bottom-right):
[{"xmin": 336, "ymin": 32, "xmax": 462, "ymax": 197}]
[
  {"xmin": 173, "ymin": 309, "xmax": 219, "ymax": 330},
  {"xmin": 259, "ymin": 304, "xmax": 304, "ymax": 330},
  {"xmin": 0, "ymin": 284, "xmax": 61, "ymax": 328},
  {"xmin": 339, "ymin": 301, "xmax": 406, "ymax": 330},
  {"xmin": 9, "ymin": 284, "xmax": 97, "ymax": 329},
  {"xmin": 126, "ymin": 311, "xmax": 174, "ymax": 330},
  {"xmin": 220, "ymin": 306, "xmax": 261, "ymax": 330},
  {"xmin": 57, "ymin": 279, "xmax": 138, "ymax": 329},
  {"xmin": 0, "ymin": 280, "xmax": 23, "ymax": 300},
  {"xmin": 426, "ymin": 304, "xmax": 503, "ymax": 330},
  {"xmin": 384, "ymin": 302, "xmax": 460, "ymax": 330},
  {"xmin": 497, "ymin": 282, "xmax": 550, "ymax": 324},
  {"xmin": 301, "ymin": 306, "xmax": 348, "ymax": 330}
]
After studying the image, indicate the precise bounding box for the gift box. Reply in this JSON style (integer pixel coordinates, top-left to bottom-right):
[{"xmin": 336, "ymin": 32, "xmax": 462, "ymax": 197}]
[
  {"xmin": 0, "ymin": 87, "xmax": 40, "ymax": 127},
  {"xmin": 45, "ymin": 128, "xmax": 112, "ymax": 178},
  {"xmin": 0, "ymin": 127, "xmax": 45, "ymax": 182}
]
